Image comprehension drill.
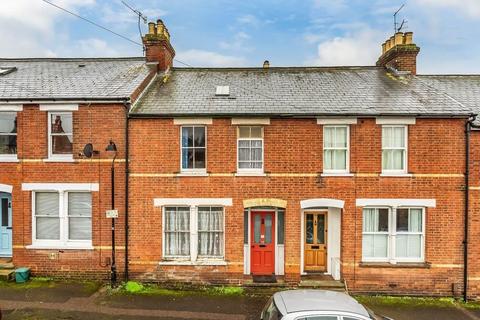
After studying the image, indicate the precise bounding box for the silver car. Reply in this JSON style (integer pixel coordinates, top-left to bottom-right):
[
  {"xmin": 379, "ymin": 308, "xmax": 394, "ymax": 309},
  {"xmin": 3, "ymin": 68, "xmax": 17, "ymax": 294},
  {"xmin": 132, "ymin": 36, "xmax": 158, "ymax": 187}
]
[{"xmin": 260, "ymin": 290, "xmax": 392, "ymax": 320}]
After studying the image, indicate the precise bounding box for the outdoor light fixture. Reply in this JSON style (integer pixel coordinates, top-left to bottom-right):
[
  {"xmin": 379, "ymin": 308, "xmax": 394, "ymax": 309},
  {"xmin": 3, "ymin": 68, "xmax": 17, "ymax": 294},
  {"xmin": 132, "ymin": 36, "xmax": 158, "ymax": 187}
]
[{"xmin": 106, "ymin": 139, "xmax": 118, "ymax": 287}]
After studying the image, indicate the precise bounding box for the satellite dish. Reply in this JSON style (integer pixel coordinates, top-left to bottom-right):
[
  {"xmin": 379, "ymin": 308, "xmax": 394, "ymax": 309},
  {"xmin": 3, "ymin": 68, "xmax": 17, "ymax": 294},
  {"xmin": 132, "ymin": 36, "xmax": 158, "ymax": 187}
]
[{"xmin": 83, "ymin": 143, "xmax": 94, "ymax": 158}]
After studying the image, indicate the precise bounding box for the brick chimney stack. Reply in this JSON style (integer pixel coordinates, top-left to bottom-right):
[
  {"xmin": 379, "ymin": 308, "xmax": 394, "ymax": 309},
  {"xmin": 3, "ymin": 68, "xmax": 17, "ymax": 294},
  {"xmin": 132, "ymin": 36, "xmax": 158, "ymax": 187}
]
[
  {"xmin": 142, "ymin": 19, "xmax": 175, "ymax": 72},
  {"xmin": 376, "ymin": 31, "xmax": 420, "ymax": 75}
]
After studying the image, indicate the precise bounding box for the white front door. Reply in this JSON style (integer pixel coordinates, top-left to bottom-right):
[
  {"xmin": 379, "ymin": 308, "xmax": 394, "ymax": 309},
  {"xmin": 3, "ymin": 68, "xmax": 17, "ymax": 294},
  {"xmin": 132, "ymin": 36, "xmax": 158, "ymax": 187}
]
[{"xmin": 0, "ymin": 193, "xmax": 12, "ymax": 257}]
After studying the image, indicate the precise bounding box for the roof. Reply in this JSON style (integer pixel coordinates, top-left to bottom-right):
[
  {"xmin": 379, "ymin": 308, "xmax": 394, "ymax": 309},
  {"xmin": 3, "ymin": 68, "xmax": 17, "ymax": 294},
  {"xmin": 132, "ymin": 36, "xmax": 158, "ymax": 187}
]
[
  {"xmin": 0, "ymin": 57, "xmax": 151, "ymax": 102},
  {"xmin": 273, "ymin": 290, "xmax": 369, "ymax": 317},
  {"xmin": 131, "ymin": 66, "xmax": 473, "ymax": 117},
  {"xmin": 419, "ymin": 75, "xmax": 480, "ymax": 123}
]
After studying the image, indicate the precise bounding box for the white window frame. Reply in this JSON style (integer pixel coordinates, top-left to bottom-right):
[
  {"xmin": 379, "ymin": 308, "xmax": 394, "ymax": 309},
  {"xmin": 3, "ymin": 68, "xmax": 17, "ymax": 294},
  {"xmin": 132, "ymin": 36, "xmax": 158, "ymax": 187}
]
[
  {"xmin": 180, "ymin": 125, "xmax": 207, "ymax": 174},
  {"xmin": 362, "ymin": 206, "xmax": 425, "ymax": 264},
  {"xmin": 162, "ymin": 205, "xmax": 225, "ymax": 263},
  {"xmin": 30, "ymin": 190, "xmax": 93, "ymax": 250},
  {"xmin": 323, "ymin": 125, "xmax": 350, "ymax": 174},
  {"xmin": 0, "ymin": 111, "xmax": 18, "ymax": 162},
  {"xmin": 47, "ymin": 111, "xmax": 73, "ymax": 162},
  {"xmin": 237, "ymin": 126, "xmax": 264, "ymax": 175},
  {"xmin": 381, "ymin": 125, "xmax": 408, "ymax": 175}
]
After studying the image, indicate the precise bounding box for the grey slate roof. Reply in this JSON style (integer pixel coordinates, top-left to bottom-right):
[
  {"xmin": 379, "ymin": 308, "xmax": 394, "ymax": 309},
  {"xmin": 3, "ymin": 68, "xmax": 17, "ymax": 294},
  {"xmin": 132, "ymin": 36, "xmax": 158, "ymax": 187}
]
[
  {"xmin": 419, "ymin": 75, "xmax": 480, "ymax": 115},
  {"xmin": 0, "ymin": 57, "xmax": 150, "ymax": 101},
  {"xmin": 131, "ymin": 67, "xmax": 473, "ymax": 117}
]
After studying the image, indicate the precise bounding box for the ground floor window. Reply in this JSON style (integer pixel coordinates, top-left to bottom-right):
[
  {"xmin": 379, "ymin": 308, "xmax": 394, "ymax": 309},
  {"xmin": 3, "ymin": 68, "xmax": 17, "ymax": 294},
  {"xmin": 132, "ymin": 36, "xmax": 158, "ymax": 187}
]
[
  {"xmin": 33, "ymin": 191, "xmax": 92, "ymax": 247},
  {"xmin": 163, "ymin": 206, "xmax": 225, "ymax": 261},
  {"xmin": 362, "ymin": 207, "xmax": 424, "ymax": 263}
]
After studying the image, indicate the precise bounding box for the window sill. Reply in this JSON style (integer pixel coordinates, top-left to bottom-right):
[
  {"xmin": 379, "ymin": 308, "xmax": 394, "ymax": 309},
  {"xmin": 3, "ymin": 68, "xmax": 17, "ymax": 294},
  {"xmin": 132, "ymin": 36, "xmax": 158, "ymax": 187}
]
[
  {"xmin": 43, "ymin": 157, "xmax": 75, "ymax": 163},
  {"xmin": 159, "ymin": 259, "xmax": 227, "ymax": 266},
  {"xmin": 26, "ymin": 244, "xmax": 94, "ymax": 250},
  {"xmin": 235, "ymin": 172, "xmax": 266, "ymax": 177},
  {"xmin": 380, "ymin": 173, "xmax": 413, "ymax": 177},
  {"xmin": 0, "ymin": 157, "xmax": 19, "ymax": 163},
  {"xmin": 321, "ymin": 173, "xmax": 354, "ymax": 177},
  {"xmin": 176, "ymin": 172, "xmax": 209, "ymax": 177},
  {"xmin": 360, "ymin": 262, "xmax": 429, "ymax": 268}
]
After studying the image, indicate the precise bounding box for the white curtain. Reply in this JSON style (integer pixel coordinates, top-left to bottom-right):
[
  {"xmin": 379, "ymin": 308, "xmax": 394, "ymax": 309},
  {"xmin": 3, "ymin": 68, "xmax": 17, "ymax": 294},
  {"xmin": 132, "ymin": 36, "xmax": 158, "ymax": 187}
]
[
  {"xmin": 396, "ymin": 208, "xmax": 422, "ymax": 258},
  {"xmin": 35, "ymin": 192, "xmax": 60, "ymax": 240},
  {"xmin": 382, "ymin": 126, "xmax": 405, "ymax": 170},
  {"xmin": 362, "ymin": 208, "xmax": 388, "ymax": 258},
  {"xmin": 198, "ymin": 207, "xmax": 224, "ymax": 257},
  {"xmin": 164, "ymin": 207, "xmax": 190, "ymax": 256},
  {"xmin": 324, "ymin": 126, "xmax": 347, "ymax": 170},
  {"xmin": 68, "ymin": 192, "xmax": 92, "ymax": 240},
  {"xmin": 238, "ymin": 139, "xmax": 262, "ymax": 169}
]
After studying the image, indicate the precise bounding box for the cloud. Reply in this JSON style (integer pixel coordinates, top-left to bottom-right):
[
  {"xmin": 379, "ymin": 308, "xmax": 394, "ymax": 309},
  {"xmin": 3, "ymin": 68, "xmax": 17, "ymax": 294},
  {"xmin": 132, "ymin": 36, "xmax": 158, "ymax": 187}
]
[
  {"xmin": 308, "ymin": 28, "xmax": 383, "ymax": 66},
  {"xmin": 0, "ymin": 0, "xmax": 96, "ymax": 57},
  {"xmin": 101, "ymin": 3, "xmax": 167, "ymax": 26},
  {"xmin": 176, "ymin": 49, "xmax": 246, "ymax": 67},
  {"xmin": 415, "ymin": 0, "xmax": 480, "ymax": 18},
  {"xmin": 237, "ymin": 14, "xmax": 260, "ymax": 27},
  {"xmin": 312, "ymin": 0, "xmax": 346, "ymax": 12},
  {"xmin": 219, "ymin": 32, "xmax": 252, "ymax": 51}
]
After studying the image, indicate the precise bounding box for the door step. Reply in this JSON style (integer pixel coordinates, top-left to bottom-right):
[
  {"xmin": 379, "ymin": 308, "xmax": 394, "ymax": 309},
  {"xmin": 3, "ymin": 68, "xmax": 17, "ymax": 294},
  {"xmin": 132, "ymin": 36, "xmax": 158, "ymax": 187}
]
[
  {"xmin": 252, "ymin": 275, "xmax": 277, "ymax": 283},
  {"xmin": 299, "ymin": 279, "xmax": 345, "ymax": 291},
  {"xmin": 0, "ymin": 269, "xmax": 14, "ymax": 281},
  {"xmin": 0, "ymin": 258, "xmax": 14, "ymax": 270}
]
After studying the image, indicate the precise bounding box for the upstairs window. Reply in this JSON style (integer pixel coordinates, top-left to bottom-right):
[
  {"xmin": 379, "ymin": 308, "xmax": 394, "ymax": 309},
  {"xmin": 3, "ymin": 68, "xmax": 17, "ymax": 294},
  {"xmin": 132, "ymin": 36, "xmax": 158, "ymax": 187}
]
[
  {"xmin": 323, "ymin": 125, "xmax": 349, "ymax": 173},
  {"xmin": 0, "ymin": 112, "xmax": 17, "ymax": 159},
  {"xmin": 382, "ymin": 125, "xmax": 407, "ymax": 174},
  {"xmin": 48, "ymin": 112, "xmax": 73, "ymax": 160},
  {"xmin": 181, "ymin": 126, "xmax": 206, "ymax": 172},
  {"xmin": 237, "ymin": 126, "xmax": 263, "ymax": 173}
]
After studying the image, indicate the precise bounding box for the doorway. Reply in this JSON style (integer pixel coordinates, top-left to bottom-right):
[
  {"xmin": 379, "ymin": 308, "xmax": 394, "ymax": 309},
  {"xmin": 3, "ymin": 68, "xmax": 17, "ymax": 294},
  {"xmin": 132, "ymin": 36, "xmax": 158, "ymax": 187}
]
[
  {"xmin": 250, "ymin": 211, "xmax": 275, "ymax": 275},
  {"xmin": 0, "ymin": 193, "xmax": 12, "ymax": 257},
  {"xmin": 304, "ymin": 211, "xmax": 327, "ymax": 272}
]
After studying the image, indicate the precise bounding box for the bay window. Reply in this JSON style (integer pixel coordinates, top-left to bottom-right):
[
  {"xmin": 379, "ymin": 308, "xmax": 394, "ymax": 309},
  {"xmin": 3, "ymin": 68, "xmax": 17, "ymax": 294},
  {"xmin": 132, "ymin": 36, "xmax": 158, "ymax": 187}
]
[
  {"xmin": 362, "ymin": 207, "xmax": 424, "ymax": 263},
  {"xmin": 382, "ymin": 125, "xmax": 407, "ymax": 174},
  {"xmin": 0, "ymin": 112, "xmax": 17, "ymax": 160},
  {"xmin": 33, "ymin": 191, "xmax": 92, "ymax": 248},
  {"xmin": 237, "ymin": 126, "xmax": 263, "ymax": 173},
  {"xmin": 181, "ymin": 126, "xmax": 206, "ymax": 172},
  {"xmin": 323, "ymin": 125, "xmax": 349, "ymax": 173}
]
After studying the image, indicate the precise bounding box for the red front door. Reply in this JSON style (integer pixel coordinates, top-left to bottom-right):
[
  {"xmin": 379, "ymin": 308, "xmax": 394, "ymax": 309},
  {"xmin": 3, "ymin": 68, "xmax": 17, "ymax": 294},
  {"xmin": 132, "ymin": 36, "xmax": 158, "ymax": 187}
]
[{"xmin": 251, "ymin": 211, "xmax": 275, "ymax": 275}]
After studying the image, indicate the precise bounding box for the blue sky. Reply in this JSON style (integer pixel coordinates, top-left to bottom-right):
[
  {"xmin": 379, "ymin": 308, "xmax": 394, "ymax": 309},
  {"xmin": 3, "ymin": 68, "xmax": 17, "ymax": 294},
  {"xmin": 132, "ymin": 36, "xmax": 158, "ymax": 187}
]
[{"xmin": 1, "ymin": 0, "xmax": 480, "ymax": 74}]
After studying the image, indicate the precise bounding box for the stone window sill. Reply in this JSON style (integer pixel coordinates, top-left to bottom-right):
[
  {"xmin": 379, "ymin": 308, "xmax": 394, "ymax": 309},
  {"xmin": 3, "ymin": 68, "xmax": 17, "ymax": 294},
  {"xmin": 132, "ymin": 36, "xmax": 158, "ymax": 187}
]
[
  {"xmin": 159, "ymin": 260, "xmax": 227, "ymax": 266},
  {"xmin": 360, "ymin": 262, "xmax": 430, "ymax": 269}
]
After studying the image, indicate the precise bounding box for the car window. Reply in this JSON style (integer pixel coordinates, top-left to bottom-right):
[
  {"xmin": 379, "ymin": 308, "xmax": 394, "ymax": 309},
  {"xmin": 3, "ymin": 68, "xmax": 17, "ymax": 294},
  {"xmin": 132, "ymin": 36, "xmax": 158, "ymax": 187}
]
[
  {"xmin": 343, "ymin": 317, "xmax": 362, "ymax": 320},
  {"xmin": 262, "ymin": 298, "xmax": 282, "ymax": 320}
]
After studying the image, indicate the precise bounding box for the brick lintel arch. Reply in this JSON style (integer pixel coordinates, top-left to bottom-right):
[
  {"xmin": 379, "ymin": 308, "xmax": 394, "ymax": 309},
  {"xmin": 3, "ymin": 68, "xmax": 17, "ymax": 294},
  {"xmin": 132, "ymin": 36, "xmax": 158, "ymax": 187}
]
[
  {"xmin": 243, "ymin": 198, "xmax": 287, "ymax": 209},
  {"xmin": 0, "ymin": 184, "xmax": 13, "ymax": 194}
]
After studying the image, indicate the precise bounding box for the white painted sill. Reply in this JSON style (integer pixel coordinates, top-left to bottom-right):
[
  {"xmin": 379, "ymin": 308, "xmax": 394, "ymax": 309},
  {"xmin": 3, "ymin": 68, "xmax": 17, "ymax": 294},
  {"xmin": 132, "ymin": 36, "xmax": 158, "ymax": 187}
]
[
  {"xmin": 43, "ymin": 156, "xmax": 74, "ymax": 163},
  {"xmin": 321, "ymin": 173, "xmax": 354, "ymax": 177},
  {"xmin": 380, "ymin": 173, "xmax": 413, "ymax": 177},
  {"xmin": 235, "ymin": 171, "xmax": 266, "ymax": 177},
  {"xmin": 159, "ymin": 260, "xmax": 227, "ymax": 266},
  {"xmin": 0, "ymin": 156, "xmax": 19, "ymax": 163},
  {"xmin": 176, "ymin": 171, "xmax": 209, "ymax": 177},
  {"xmin": 26, "ymin": 244, "xmax": 94, "ymax": 250}
]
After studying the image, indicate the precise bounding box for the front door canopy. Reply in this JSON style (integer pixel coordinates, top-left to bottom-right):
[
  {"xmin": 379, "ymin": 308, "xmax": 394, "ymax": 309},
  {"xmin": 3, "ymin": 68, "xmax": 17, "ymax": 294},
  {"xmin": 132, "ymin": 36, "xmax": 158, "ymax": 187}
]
[{"xmin": 301, "ymin": 198, "xmax": 344, "ymax": 209}]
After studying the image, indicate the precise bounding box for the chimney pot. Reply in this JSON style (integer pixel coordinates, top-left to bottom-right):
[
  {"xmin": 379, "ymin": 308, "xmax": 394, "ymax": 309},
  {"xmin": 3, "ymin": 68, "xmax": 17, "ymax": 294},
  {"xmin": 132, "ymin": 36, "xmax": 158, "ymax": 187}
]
[
  {"xmin": 263, "ymin": 60, "xmax": 270, "ymax": 69},
  {"xmin": 385, "ymin": 39, "xmax": 391, "ymax": 51},
  {"xmin": 404, "ymin": 32, "xmax": 413, "ymax": 45},
  {"xmin": 381, "ymin": 42, "xmax": 386, "ymax": 54},
  {"xmin": 148, "ymin": 22, "xmax": 155, "ymax": 35},
  {"xmin": 395, "ymin": 32, "xmax": 404, "ymax": 46}
]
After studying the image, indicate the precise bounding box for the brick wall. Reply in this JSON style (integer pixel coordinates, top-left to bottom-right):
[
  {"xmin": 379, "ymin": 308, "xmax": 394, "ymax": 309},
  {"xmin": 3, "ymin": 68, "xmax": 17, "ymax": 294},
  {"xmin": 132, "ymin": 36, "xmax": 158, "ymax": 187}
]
[
  {"xmin": 0, "ymin": 104, "xmax": 127, "ymax": 279},
  {"xmin": 128, "ymin": 117, "xmax": 470, "ymax": 296}
]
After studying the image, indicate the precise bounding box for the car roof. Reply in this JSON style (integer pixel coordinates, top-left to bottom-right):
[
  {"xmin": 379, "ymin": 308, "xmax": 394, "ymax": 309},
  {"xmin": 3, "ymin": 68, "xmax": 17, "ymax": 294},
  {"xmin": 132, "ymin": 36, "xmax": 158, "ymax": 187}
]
[{"xmin": 273, "ymin": 290, "xmax": 370, "ymax": 317}]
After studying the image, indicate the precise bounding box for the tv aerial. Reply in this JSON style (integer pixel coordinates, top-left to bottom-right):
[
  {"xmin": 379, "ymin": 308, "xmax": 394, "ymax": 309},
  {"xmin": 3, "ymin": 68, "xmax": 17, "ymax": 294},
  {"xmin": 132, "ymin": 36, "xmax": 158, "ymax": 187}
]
[
  {"xmin": 394, "ymin": 4, "xmax": 407, "ymax": 33},
  {"xmin": 121, "ymin": 1, "xmax": 148, "ymax": 52}
]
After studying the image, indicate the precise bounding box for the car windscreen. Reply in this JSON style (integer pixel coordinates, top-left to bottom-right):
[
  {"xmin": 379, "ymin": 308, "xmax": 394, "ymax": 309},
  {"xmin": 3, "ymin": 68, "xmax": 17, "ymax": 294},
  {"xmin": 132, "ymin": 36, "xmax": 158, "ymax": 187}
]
[{"xmin": 262, "ymin": 297, "xmax": 283, "ymax": 320}]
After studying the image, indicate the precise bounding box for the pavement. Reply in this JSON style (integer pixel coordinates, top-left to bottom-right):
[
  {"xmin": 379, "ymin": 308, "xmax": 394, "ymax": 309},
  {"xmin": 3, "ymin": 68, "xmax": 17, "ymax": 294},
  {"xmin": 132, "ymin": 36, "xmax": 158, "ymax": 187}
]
[{"xmin": 0, "ymin": 280, "xmax": 479, "ymax": 320}]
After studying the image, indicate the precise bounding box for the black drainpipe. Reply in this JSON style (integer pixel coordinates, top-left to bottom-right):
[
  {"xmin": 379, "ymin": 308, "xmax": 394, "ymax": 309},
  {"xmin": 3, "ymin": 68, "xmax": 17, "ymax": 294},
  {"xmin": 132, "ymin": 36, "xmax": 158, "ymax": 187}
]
[
  {"xmin": 465, "ymin": 115, "xmax": 479, "ymax": 301},
  {"xmin": 124, "ymin": 101, "xmax": 131, "ymax": 281}
]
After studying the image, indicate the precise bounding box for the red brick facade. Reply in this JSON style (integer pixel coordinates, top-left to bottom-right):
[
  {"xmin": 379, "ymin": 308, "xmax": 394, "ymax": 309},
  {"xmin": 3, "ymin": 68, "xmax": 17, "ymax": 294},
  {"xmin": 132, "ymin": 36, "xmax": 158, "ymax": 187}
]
[
  {"xmin": 125, "ymin": 117, "xmax": 478, "ymax": 297},
  {"xmin": 0, "ymin": 104, "xmax": 127, "ymax": 279}
]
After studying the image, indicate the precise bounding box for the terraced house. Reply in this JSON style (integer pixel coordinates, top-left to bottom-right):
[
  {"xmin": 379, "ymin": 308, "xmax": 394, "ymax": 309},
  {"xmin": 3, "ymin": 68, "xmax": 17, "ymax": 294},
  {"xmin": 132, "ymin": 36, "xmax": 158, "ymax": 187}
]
[{"xmin": 1, "ymin": 20, "xmax": 480, "ymax": 299}]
